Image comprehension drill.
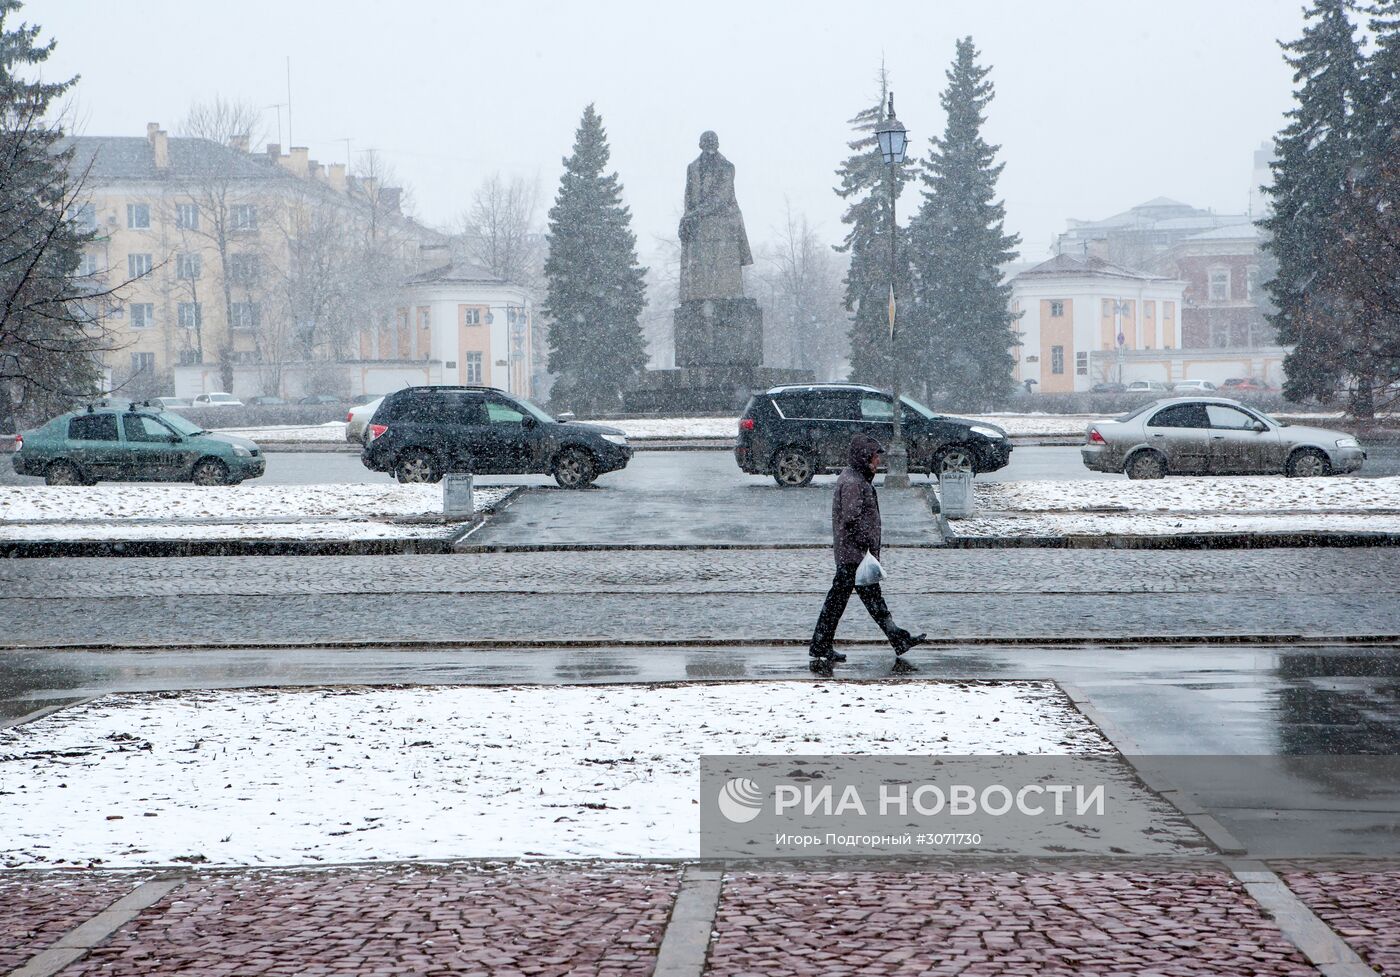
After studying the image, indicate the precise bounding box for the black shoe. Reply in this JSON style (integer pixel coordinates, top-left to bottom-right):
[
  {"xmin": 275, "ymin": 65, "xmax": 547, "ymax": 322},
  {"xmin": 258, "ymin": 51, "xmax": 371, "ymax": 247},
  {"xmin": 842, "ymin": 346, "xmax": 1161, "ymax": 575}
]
[
  {"xmin": 893, "ymin": 632, "xmax": 927, "ymax": 657},
  {"xmin": 809, "ymin": 649, "xmax": 847, "ymax": 663},
  {"xmin": 810, "ymin": 656, "xmax": 834, "ymax": 676}
]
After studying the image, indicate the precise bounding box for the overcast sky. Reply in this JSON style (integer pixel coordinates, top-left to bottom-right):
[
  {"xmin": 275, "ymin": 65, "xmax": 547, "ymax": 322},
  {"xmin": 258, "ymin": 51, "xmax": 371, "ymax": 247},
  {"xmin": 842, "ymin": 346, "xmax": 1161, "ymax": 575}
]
[{"xmin": 35, "ymin": 0, "xmax": 1307, "ymax": 263}]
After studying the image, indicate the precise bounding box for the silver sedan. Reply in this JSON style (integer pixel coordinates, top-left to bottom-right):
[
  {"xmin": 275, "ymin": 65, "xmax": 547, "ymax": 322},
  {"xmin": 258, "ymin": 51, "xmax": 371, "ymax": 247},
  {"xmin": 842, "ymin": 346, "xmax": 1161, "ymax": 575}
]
[{"xmin": 1081, "ymin": 397, "xmax": 1366, "ymax": 479}]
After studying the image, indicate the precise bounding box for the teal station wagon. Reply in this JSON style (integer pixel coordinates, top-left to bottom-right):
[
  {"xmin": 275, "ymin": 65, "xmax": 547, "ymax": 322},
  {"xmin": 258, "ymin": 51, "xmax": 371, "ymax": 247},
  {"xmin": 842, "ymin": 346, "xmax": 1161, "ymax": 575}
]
[{"xmin": 12, "ymin": 401, "xmax": 265, "ymax": 485}]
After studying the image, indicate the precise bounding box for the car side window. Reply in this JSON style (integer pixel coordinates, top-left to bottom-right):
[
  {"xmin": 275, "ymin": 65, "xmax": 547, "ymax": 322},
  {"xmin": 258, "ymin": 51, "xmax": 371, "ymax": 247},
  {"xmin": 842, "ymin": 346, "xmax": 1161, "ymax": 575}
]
[
  {"xmin": 1205, "ymin": 405, "xmax": 1257, "ymax": 430},
  {"xmin": 1147, "ymin": 404, "xmax": 1209, "ymax": 429},
  {"xmin": 485, "ymin": 401, "xmax": 526, "ymax": 425},
  {"xmin": 858, "ymin": 396, "xmax": 893, "ymax": 421},
  {"xmin": 68, "ymin": 414, "xmax": 119, "ymax": 441},
  {"xmin": 121, "ymin": 414, "xmax": 176, "ymax": 442}
]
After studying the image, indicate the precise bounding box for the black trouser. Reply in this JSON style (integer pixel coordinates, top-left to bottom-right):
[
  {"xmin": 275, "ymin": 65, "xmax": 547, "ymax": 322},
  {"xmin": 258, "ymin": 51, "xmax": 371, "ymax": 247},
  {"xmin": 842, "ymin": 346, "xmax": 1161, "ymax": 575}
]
[{"xmin": 810, "ymin": 562, "xmax": 905, "ymax": 655}]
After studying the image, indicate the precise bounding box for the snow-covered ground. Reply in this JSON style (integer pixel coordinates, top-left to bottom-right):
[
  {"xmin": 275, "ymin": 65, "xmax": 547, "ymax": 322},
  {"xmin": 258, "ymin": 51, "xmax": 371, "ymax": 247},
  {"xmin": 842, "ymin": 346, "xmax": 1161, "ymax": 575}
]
[
  {"xmin": 0, "ymin": 484, "xmax": 513, "ymax": 543},
  {"xmin": 0, "ymin": 682, "xmax": 1199, "ymax": 867},
  {"xmin": 950, "ymin": 476, "xmax": 1400, "ymax": 538},
  {"xmin": 214, "ymin": 422, "xmax": 348, "ymax": 443}
]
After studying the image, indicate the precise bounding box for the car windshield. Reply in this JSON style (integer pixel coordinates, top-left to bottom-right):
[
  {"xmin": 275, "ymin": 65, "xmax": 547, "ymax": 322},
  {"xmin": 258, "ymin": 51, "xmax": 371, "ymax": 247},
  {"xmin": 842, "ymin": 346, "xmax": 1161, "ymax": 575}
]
[
  {"xmin": 898, "ymin": 395, "xmax": 937, "ymax": 419},
  {"xmin": 161, "ymin": 413, "xmax": 206, "ymax": 436},
  {"xmin": 510, "ymin": 397, "xmax": 555, "ymax": 423}
]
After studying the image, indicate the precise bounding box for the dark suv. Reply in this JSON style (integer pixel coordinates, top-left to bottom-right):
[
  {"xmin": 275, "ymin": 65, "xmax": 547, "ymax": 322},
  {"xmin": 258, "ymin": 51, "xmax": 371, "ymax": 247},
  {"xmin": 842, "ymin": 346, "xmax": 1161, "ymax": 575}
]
[
  {"xmin": 361, "ymin": 386, "xmax": 632, "ymax": 488},
  {"xmin": 735, "ymin": 383, "xmax": 1012, "ymax": 486}
]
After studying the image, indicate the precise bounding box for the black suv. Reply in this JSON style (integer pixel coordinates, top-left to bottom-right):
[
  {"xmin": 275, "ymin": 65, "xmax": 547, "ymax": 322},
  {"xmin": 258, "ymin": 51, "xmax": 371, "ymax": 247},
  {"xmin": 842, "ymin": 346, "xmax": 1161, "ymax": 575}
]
[
  {"xmin": 361, "ymin": 386, "xmax": 632, "ymax": 488},
  {"xmin": 735, "ymin": 383, "xmax": 1012, "ymax": 486}
]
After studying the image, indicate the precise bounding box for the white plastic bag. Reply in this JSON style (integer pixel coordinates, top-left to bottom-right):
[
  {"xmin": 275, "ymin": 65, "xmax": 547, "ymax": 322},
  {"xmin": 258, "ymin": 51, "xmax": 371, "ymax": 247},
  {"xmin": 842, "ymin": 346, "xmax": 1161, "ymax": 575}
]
[{"xmin": 854, "ymin": 551, "xmax": 885, "ymax": 587}]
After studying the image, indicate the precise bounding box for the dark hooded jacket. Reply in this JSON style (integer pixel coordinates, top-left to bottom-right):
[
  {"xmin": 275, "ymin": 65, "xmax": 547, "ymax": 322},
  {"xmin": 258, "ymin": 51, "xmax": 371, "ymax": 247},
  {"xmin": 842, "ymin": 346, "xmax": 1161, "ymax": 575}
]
[{"xmin": 832, "ymin": 434, "xmax": 883, "ymax": 565}]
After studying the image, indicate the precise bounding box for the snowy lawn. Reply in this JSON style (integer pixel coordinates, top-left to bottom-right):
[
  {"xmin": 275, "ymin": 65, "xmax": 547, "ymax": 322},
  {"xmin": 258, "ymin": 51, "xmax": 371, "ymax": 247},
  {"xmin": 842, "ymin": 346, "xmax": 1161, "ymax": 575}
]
[
  {"xmin": 950, "ymin": 476, "xmax": 1400, "ymax": 538},
  {"xmin": 212, "ymin": 422, "xmax": 348, "ymax": 443},
  {"xmin": 0, "ymin": 682, "xmax": 1198, "ymax": 867}
]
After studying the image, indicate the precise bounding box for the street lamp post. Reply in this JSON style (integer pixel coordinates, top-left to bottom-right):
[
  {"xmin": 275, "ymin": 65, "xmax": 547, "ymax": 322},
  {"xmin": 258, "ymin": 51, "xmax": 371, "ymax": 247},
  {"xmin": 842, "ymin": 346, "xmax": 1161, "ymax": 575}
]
[{"xmin": 874, "ymin": 93, "xmax": 910, "ymax": 488}]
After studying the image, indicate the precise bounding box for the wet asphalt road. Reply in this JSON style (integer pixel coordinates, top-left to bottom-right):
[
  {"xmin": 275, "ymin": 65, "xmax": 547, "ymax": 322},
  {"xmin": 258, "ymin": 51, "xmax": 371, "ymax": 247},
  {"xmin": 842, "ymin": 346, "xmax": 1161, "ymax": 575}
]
[{"xmin": 5, "ymin": 442, "xmax": 1399, "ymax": 487}]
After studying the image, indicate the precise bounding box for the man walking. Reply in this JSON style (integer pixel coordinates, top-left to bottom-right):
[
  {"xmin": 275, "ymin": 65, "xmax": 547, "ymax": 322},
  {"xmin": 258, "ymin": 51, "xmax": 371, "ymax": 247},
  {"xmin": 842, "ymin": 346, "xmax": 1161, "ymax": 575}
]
[{"xmin": 809, "ymin": 434, "xmax": 927, "ymax": 669}]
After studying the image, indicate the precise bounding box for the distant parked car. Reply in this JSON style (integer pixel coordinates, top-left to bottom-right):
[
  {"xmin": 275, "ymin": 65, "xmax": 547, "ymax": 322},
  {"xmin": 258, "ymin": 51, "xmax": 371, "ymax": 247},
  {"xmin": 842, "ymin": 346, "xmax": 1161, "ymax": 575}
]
[
  {"xmin": 155, "ymin": 397, "xmax": 190, "ymax": 409},
  {"xmin": 1219, "ymin": 377, "xmax": 1272, "ymax": 394},
  {"xmin": 345, "ymin": 396, "xmax": 384, "ymax": 445},
  {"xmin": 1124, "ymin": 380, "xmax": 1170, "ymax": 394},
  {"xmin": 298, "ymin": 394, "xmax": 342, "ymax": 406},
  {"xmin": 734, "ymin": 382, "xmax": 1013, "ymax": 487},
  {"xmin": 192, "ymin": 392, "xmax": 243, "ymax": 407},
  {"xmin": 1081, "ymin": 397, "xmax": 1365, "ymax": 479},
  {"xmin": 362, "ymin": 386, "xmax": 632, "ymax": 488},
  {"xmin": 247, "ymin": 395, "xmax": 288, "ymax": 406},
  {"xmin": 1090, "ymin": 382, "xmax": 1127, "ymax": 394},
  {"xmin": 12, "ymin": 402, "xmax": 265, "ymax": 485},
  {"xmin": 1171, "ymin": 379, "xmax": 1218, "ymax": 393},
  {"xmin": 351, "ymin": 393, "xmax": 385, "ymax": 406}
]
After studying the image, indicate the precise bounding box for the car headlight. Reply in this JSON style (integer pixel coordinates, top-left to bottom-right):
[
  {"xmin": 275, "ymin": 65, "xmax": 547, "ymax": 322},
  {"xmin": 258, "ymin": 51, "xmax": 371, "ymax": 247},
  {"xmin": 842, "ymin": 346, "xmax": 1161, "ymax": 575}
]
[
  {"xmin": 969, "ymin": 425, "xmax": 1004, "ymax": 440},
  {"xmin": 602, "ymin": 434, "xmax": 628, "ymax": 446},
  {"xmin": 1335, "ymin": 437, "xmax": 1359, "ymax": 449},
  {"xmin": 232, "ymin": 446, "xmax": 252, "ymax": 457}
]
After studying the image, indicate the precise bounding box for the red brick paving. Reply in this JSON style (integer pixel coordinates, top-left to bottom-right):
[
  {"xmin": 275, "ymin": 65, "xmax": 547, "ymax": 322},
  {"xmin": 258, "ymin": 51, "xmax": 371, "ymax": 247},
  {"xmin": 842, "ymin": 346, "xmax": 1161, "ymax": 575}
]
[
  {"xmin": 708, "ymin": 870, "xmax": 1321, "ymax": 976},
  {"xmin": 0, "ymin": 874, "xmax": 144, "ymax": 972},
  {"xmin": 1282, "ymin": 868, "xmax": 1400, "ymax": 976},
  {"xmin": 56, "ymin": 865, "xmax": 678, "ymax": 977}
]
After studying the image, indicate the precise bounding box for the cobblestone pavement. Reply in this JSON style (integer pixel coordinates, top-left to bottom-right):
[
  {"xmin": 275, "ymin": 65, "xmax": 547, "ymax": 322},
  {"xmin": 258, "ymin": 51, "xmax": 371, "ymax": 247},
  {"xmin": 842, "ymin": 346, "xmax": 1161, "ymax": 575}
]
[
  {"xmin": 54, "ymin": 866, "xmax": 678, "ymax": 977},
  {"xmin": 709, "ymin": 870, "xmax": 1320, "ymax": 977},
  {"xmin": 1, "ymin": 549, "xmax": 1396, "ymax": 648},
  {"xmin": 1281, "ymin": 867, "xmax": 1400, "ymax": 976},
  {"xmin": 0, "ymin": 875, "xmax": 146, "ymax": 972}
]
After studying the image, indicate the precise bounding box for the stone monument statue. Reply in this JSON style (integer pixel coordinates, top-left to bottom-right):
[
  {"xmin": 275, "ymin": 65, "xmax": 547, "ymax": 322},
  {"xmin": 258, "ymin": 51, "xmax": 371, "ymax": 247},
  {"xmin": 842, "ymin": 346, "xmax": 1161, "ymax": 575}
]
[
  {"xmin": 624, "ymin": 130, "xmax": 813, "ymax": 412},
  {"xmin": 678, "ymin": 131, "xmax": 752, "ymax": 302}
]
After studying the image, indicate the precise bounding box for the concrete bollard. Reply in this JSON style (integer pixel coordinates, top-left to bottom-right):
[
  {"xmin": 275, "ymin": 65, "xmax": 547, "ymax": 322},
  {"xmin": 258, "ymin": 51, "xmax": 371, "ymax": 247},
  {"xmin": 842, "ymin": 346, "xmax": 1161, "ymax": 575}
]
[
  {"xmin": 938, "ymin": 471, "xmax": 975, "ymax": 519},
  {"xmin": 443, "ymin": 472, "xmax": 474, "ymax": 517}
]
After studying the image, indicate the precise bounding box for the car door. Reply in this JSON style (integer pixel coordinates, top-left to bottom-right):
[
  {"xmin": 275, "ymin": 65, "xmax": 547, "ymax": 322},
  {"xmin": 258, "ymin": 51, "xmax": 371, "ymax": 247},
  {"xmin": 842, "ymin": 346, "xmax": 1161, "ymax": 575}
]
[
  {"xmin": 479, "ymin": 397, "xmax": 544, "ymax": 473},
  {"xmin": 65, "ymin": 412, "xmax": 123, "ymax": 478},
  {"xmin": 1204, "ymin": 403, "xmax": 1274, "ymax": 474},
  {"xmin": 120, "ymin": 413, "xmax": 183, "ymax": 480},
  {"xmin": 443, "ymin": 393, "xmax": 489, "ymax": 472},
  {"xmin": 1144, "ymin": 403, "xmax": 1210, "ymax": 473},
  {"xmin": 854, "ymin": 394, "xmax": 896, "ymax": 467}
]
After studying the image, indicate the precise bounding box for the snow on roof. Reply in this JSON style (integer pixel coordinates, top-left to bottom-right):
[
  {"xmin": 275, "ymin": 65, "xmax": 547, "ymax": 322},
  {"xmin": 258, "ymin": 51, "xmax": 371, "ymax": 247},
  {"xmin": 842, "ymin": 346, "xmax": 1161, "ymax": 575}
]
[
  {"xmin": 1180, "ymin": 223, "xmax": 1261, "ymax": 242},
  {"xmin": 1014, "ymin": 253, "xmax": 1172, "ymax": 282}
]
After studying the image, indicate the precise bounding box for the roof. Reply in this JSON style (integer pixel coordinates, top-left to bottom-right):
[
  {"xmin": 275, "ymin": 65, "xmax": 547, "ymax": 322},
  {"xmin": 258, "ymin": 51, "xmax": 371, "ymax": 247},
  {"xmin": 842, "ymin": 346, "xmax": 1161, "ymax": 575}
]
[
  {"xmin": 765, "ymin": 382, "xmax": 884, "ymax": 395},
  {"xmin": 1014, "ymin": 253, "xmax": 1174, "ymax": 282},
  {"xmin": 403, "ymin": 261, "xmax": 513, "ymax": 287},
  {"xmin": 1179, "ymin": 223, "xmax": 1261, "ymax": 243},
  {"xmin": 63, "ymin": 136, "xmax": 288, "ymax": 182}
]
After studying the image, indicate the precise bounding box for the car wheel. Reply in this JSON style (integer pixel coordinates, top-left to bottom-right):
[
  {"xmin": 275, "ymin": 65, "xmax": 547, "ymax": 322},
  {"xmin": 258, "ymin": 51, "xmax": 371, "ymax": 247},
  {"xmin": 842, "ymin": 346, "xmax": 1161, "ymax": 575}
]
[
  {"xmin": 1286, "ymin": 447, "xmax": 1332, "ymax": 478},
  {"xmin": 553, "ymin": 447, "xmax": 597, "ymax": 489},
  {"xmin": 772, "ymin": 446, "xmax": 816, "ymax": 487},
  {"xmin": 933, "ymin": 444, "xmax": 977, "ymax": 476},
  {"xmin": 1125, "ymin": 451, "xmax": 1167, "ymax": 480},
  {"xmin": 44, "ymin": 460, "xmax": 85, "ymax": 486},
  {"xmin": 192, "ymin": 458, "xmax": 232, "ymax": 486},
  {"xmin": 394, "ymin": 450, "xmax": 441, "ymax": 484}
]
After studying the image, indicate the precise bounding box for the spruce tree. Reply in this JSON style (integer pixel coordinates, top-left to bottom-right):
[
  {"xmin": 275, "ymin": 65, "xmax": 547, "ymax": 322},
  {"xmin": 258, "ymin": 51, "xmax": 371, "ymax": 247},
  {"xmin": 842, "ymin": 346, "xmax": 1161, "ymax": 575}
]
[
  {"xmin": 834, "ymin": 68, "xmax": 911, "ymax": 387},
  {"xmin": 907, "ymin": 37, "xmax": 1020, "ymax": 411},
  {"xmin": 1259, "ymin": 0, "xmax": 1364, "ymax": 409},
  {"xmin": 0, "ymin": 1, "xmax": 107, "ymax": 432},
  {"xmin": 542, "ymin": 104, "xmax": 648, "ymax": 413}
]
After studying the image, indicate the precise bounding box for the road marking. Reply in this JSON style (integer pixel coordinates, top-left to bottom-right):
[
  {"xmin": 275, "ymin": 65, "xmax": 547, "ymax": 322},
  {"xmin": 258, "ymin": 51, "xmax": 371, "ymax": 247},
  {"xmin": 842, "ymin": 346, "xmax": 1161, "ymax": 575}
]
[
  {"xmin": 653, "ymin": 866, "xmax": 722, "ymax": 977},
  {"xmin": 1231, "ymin": 869, "xmax": 1379, "ymax": 977},
  {"xmin": 6, "ymin": 879, "xmax": 179, "ymax": 977}
]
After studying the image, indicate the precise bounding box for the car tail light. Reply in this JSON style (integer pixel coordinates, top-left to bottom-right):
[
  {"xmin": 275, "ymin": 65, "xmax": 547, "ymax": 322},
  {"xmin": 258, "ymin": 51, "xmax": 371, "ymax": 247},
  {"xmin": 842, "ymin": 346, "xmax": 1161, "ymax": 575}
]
[
  {"xmin": 13, "ymin": 434, "xmax": 21, "ymax": 452},
  {"xmin": 345, "ymin": 411, "xmax": 354, "ymax": 422},
  {"xmin": 739, "ymin": 418, "xmax": 755, "ymax": 431},
  {"xmin": 1088, "ymin": 428, "xmax": 1106, "ymax": 444},
  {"xmin": 368, "ymin": 424, "xmax": 388, "ymax": 441}
]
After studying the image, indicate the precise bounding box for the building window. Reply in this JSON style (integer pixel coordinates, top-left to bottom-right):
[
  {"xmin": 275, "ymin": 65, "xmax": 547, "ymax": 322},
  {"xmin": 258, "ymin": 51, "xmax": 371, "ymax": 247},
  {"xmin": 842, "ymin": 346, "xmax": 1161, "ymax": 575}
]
[
  {"xmin": 465, "ymin": 351, "xmax": 483, "ymax": 383},
  {"xmin": 1209, "ymin": 268, "xmax": 1230, "ymax": 302},
  {"xmin": 1049, "ymin": 301, "xmax": 1064, "ymax": 318},
  {"xmin": 130, "ymin": 351, "xmax": 155, "ymax": 375},
  {"xmin": 176, "ymin": 203, "xmax": 200, "ymax": 230},
  {"xmin": 78, "ymin": 252, "xmax": 101, "ymax": 277},
  {"xmin": 126, "ymin": 203, "xmax": 150, "ymax": 229},
  {"xmin": 176, "ymin": 253, "xmax": 201, "ymax": 279},
  {"xmin": 230, "ymin": 302, "xmax": 261, "ymax": 330},
  {"xmin": 129, "ymin": 303, "xmax": 155, "ymax": 329},
  {"xmin": 178, "ymin": 302, "xmax": 202, "ymax": 328},
  {"xmin": 178, "ymin": 348, "xmax": 203, "ymax": 366},
  {"xmin": 1075, "ymin": 351, "xmax": 1089, "ymax": 376},
  {"xmin": 1051, "ymin": 345, "xmax": 1065, "ymax": 375},
  {"xmin": 72, "ymin": 203, "xmax": 97, "ymax": 231},
  {"xmin": 1246, "ymin": 267, "xmax": 1259, "ymax": 302},
  {"xmin": 229, "ymin": 204, "xmax": 258, "ymax": 231},
  {"xmin": 464, "ymin": 307, "xmax": 482, "ymax": 326},
  {"xmin": 419, "ymin": 308, "xmax": 431, "ymax": 328},
  {"xmin": 1102, "ymin": 298, "xmax": 1114, "ymax": 317},
  {"xmin": 128, "ymin": 253, "xmax": 153, "ymax": 278},
  {"xmin": 229, "ymin": 253, "xmax": 260, "ymax": 283}
]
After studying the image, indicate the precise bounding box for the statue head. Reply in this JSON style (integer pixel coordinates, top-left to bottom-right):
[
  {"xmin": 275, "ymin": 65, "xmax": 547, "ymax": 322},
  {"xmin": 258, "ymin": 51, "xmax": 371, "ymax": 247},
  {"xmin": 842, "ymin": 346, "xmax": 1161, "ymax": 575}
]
[{"xmin": 699, "ymin": 130, "xmax": 719, "ymax": 153}]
